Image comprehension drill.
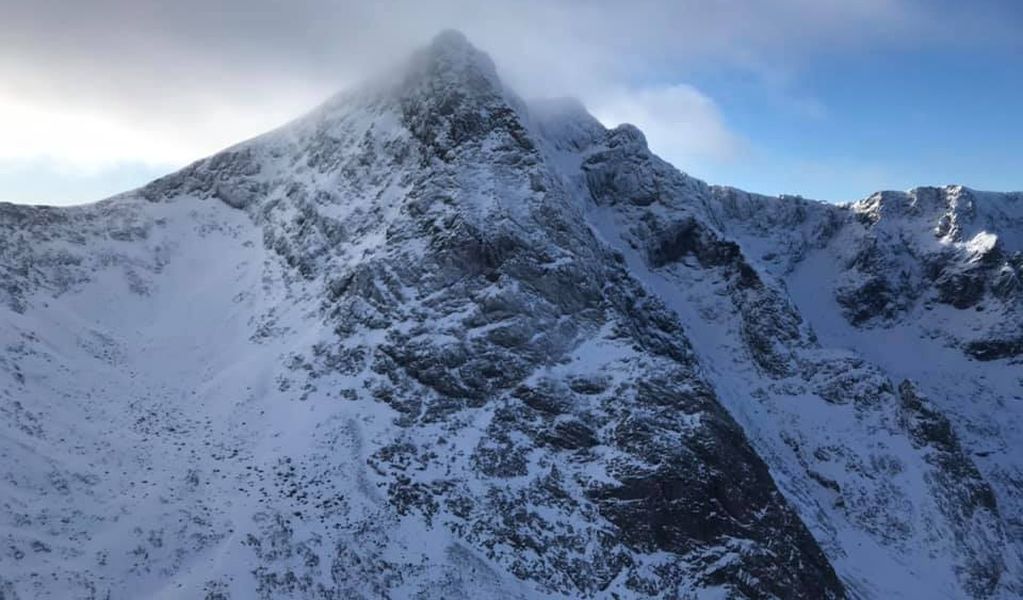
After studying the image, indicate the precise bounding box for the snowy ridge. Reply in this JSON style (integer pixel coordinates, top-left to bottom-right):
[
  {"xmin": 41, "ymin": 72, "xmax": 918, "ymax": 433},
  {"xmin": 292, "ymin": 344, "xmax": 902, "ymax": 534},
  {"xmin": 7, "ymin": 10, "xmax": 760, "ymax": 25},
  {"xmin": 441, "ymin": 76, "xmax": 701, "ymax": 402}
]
[
  {"xmin": 1, "ymin": 31, "xmax": 1021, "ymax": 599},
  {"xmin": 548, "ymin": 121, "xmax": 1022, "ymax": 598}
]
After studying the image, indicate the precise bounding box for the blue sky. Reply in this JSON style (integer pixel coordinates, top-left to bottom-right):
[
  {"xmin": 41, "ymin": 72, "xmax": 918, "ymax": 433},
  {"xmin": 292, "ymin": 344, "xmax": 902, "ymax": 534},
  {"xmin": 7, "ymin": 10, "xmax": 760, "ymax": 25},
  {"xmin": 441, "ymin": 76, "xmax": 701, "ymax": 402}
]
[
  {"xmin": 684, "ymin": 44, "xmax": 1023, "ymax": 201},
  {"xmin": 1, "ymin": 0, "xmax": 1020, "ymax": 205}
]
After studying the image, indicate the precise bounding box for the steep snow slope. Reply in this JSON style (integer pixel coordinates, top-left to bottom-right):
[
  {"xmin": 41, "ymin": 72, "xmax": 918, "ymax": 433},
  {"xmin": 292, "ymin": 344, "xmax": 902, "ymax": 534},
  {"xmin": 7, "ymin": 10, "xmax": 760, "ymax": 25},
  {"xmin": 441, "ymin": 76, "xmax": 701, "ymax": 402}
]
[
  {"xmin": 1, "ymin": 31, "xmax": 1020, "ymax": 600},
  {"xmin": 697, "ymin": 184, "xmax": 1023, "ymax": 574},
  {"xmin": 531, "ymin": 105, "xmax": 1022, "ymax": 599}
]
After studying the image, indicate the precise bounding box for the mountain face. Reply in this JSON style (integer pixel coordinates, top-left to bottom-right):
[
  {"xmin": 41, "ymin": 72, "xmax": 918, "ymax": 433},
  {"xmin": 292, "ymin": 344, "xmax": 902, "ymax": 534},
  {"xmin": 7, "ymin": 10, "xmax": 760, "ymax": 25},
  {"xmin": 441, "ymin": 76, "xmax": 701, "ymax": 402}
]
[{"xmin": 1, "ymin": 31, "xmax": 1020, "ymax": 599}]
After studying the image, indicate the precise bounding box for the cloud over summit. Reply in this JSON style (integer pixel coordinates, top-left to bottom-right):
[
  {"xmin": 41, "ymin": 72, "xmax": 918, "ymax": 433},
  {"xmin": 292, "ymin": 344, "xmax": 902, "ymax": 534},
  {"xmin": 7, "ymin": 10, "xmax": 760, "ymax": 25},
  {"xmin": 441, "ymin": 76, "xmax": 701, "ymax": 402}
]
[{"xmin": 1, "ymin": 0, "xmax": 1019, "ymax": 203}]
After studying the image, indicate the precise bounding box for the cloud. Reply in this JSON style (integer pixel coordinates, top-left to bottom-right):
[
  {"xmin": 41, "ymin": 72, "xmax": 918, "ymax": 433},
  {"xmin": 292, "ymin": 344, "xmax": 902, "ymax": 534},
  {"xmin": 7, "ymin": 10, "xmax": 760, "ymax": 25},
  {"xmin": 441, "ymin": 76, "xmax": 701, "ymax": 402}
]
[
  {"xmin": 0, "ymin": 0, "xmax": 1018, "ymax": 180},
  {"xmin": 0, "ymin": 158, "xmax": 171, "ymax": 205},
  {"xmin": 0, "ymin": 89, "xmax": 320, "ymax": 172},
  {"xmin": 590, "ymin": 85, "xmax": 743, "ymax": 168}
]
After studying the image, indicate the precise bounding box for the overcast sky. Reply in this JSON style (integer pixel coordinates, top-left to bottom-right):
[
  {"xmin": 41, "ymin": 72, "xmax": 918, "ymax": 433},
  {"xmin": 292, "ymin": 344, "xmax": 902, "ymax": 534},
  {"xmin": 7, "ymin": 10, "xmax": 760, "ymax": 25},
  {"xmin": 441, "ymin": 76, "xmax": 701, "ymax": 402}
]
[{"xmin": 2, "ymin": 0, "xmax": 1021, "ymax": 205}]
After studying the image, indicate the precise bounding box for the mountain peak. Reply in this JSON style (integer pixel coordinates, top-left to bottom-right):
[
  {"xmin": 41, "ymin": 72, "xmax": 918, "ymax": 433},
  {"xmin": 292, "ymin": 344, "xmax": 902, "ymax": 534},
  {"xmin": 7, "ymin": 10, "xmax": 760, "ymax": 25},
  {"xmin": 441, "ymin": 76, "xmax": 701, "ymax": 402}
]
[
  {"xmin": 405, "ymin": 29, "xmax": 500, "ymax": 90},
  {"xmin": 385, "ymin": 31, "xmax": 532, "ymax": 161},
  {"xmin": 427, "ymin": 29, "xmax": 473, "ymax": 54}
]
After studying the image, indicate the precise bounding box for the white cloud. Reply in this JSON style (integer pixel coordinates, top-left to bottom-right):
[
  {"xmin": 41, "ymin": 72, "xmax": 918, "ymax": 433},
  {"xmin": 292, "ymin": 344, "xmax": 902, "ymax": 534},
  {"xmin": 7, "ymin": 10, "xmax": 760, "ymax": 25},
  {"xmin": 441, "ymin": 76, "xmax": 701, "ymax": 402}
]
[
  {"xmin": 0, "ymin": 96, "xmax": 190, "ymax": 171},
  {"xmin": 0, "ymin": 0, "xmax": 1017, "ymax": 197},
  {"xmin": 590, "ymin": 85, "xmax": 742, "ymax": 167},
  {"xmin": 0, "ymin": 91, "xmax": 321, "ymax": 172}
]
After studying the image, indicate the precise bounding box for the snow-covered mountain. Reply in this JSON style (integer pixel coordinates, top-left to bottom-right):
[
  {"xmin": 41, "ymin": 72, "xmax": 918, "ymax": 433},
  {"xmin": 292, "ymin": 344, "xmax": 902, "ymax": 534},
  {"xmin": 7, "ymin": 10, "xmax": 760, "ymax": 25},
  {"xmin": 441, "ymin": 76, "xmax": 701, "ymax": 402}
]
[{"xmin": 1, "ymin": 31, "xmax": 1020, "ymax": 599}]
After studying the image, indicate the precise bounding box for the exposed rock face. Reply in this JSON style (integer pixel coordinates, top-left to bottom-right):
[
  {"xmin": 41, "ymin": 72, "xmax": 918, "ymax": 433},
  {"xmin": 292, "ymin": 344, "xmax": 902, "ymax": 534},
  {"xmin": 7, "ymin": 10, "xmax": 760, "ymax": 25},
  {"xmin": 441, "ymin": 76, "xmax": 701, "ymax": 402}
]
[
  {"xmin": 1, "ymin": 31, "xmax": 1020, "ymax": 599},
  {"xmin": 837, "ymin": 187, "xmax": 1022, "ymax": 330}
]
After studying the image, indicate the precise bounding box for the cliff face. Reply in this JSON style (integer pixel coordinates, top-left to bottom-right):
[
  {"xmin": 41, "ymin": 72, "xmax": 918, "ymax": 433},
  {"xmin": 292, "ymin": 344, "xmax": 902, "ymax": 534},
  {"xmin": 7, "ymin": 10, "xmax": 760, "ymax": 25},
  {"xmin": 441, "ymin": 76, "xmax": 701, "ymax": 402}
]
[{"xmin": 1, "ymin": 31, "xmax": 1020, "ymax": 599}]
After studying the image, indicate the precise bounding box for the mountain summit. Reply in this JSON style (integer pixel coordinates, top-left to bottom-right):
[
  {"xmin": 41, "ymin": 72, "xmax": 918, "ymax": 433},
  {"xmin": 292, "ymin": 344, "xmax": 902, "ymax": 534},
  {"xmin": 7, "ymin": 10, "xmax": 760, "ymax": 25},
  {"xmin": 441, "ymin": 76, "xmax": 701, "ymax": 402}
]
[{"xmin": 1, "ymin": 31, "xmax": 1021, "ymax": 599}]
